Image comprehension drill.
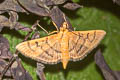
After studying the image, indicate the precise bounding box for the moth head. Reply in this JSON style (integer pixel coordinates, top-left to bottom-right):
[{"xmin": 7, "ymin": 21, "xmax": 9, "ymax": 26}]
[
  {"xmin": 63, "ymin": 22, "xmax": 68, "ymax": 28},
  {"xmin": 60, "ymin": 22, "xmax": 69, "ymax": 32}
]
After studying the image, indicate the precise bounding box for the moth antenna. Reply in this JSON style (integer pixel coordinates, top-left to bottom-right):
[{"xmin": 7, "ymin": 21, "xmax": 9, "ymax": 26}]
[
  {"xmin": 62, "ymin": 13, "xmax": 69, "ymax": 29},
  {"xmin": 37, "ymin": 21, "xmax": 49, "ymax": 34},
  {"xmin": 63, "ymin": 13, "xmax": 67, "ymax": 22},
  {"xmin": 38, "ymin": 21, "xmax": 58, "ymax": 35},
  {"xmin": 52, "ymin": 21, "xmax": 59, "ymax": 32}
]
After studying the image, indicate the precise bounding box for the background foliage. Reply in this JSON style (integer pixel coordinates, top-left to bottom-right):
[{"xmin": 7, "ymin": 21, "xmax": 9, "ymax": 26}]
[{"xmin": 1, "ymin": 0, "xmax": 120, "ymax": 80}]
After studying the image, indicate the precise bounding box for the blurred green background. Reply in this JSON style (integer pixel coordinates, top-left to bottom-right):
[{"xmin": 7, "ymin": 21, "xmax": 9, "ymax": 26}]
[{"xmin": 1, "ymin": 0, "xmax": 120, "ymax": 80}]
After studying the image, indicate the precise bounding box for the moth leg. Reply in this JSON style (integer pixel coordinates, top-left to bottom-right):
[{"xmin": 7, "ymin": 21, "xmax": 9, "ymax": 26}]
[
  {"xmin": 48, "ymin": 31, "xmax": 58, "ymax": 35},
  {"xmin": 36, "ymin": 62, "xmax": 46, "ymax": 80}
]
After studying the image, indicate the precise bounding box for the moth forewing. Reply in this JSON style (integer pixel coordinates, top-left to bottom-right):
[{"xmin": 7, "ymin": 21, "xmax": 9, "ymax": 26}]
[
  {"xmin": 69, "ymin": 30, "xmax": 106, "ymax": 61},
  {"xmin": 16, "ymin": 34, "xmax": 62, "ymax": 64}
]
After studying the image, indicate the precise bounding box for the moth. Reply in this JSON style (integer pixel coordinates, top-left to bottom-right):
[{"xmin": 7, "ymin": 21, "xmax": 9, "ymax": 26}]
[{"xmin": 16, "ymin": 22, "xmax": 106, "ymax": 69}]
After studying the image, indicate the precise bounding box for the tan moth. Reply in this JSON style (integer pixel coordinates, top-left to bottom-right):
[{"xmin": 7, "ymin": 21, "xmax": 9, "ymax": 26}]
[{"xmin": 16, "ymin": 21, "xmax": 106, "ymax": 69}]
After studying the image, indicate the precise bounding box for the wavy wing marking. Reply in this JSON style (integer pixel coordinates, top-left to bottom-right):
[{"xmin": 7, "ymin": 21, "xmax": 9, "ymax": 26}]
[
  {"xmin": 68, "ymin": 30, "xmax": 106, "ymax": 61},
  {"xmin": 16, "ymin": 34, "xmax": 62, "ymax": 64}
]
